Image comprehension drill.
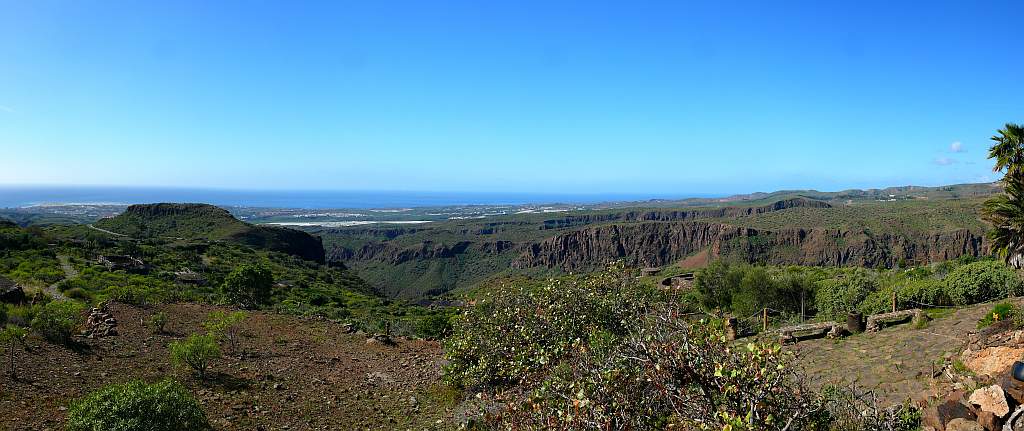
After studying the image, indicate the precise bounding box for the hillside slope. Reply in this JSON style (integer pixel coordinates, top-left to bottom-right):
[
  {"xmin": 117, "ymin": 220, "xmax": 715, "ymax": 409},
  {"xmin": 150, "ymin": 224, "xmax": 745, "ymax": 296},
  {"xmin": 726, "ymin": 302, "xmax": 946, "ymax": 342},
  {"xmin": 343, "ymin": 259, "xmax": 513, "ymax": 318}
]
[
  {"xmin": 96, "ymin": 203, "xmax": 326, "ymax": 263},
  {"xmin": 324, "ymin": 196, "xmax": 992, "ymax": 299}
]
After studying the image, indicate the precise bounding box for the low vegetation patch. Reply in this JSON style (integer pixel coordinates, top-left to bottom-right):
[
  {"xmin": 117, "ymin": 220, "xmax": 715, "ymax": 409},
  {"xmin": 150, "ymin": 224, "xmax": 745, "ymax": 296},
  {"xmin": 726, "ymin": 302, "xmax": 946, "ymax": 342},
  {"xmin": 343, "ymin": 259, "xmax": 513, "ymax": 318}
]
[{"xmin": 66, "ymin": 379, "xmax": 211, "ymax": 431}]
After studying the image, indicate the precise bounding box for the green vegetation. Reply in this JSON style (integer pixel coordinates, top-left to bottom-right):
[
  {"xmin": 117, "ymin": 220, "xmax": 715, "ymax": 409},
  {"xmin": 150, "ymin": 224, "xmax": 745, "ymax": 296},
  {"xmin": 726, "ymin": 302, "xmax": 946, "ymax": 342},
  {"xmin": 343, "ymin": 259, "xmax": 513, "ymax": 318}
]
[
  {"xmin": 688, "ymin": 256, "xmax": 1023, "ymax": 328},
  {"xmin": 149, "ymin": 311, "xmax": 168, "ymax": 334},
  {"xmin": 944, "ymin": 260, "xmax": 1023, "ymax": 305},
  {"xmin": 66, "ymin": 379, "xmax": 211, "ymax": 431},
  {"xmin": 983, "ymin": 123, "xmax": 1024, "ymax": 267},
  {"xmin": 444, "ymin": 266, "xmax": 922, "ymax": 430},
  {"xmin": 222, "ymin": 263, "xmax": 272, "ymax": 309},
  {"xmin": 978, "ymin": 301, "xmax": 1023, "ymax": 329},
  {"xmin": 444, "ymin": 265, "xmax": 655, "ymax": 388},
  {"xmin": 169, "ymin": 333, "xmax": 221, "ymax": 379},
  {"xmin": 203, "ymin": 310, "xmax": 246, "ymax": 354},
  {"xmin": 31, "ymin": 301, "xmax": 84, "ymax": 345},
  {"xmin": 0, "ymin": 324, "xmax": 27, "ymax": 379}
]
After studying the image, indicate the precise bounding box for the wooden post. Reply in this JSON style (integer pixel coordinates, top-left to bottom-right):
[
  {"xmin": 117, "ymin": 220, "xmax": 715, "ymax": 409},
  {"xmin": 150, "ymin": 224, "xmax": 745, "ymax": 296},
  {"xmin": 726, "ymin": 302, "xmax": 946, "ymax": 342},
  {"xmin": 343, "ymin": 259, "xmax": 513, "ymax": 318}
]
[
  {"xmin": 892, "ymin": 290, "xmax": 896, "ymax": 313},
  {"xmin": 762, "ymin": 308, "xmax": 768, "ymax": 332}
]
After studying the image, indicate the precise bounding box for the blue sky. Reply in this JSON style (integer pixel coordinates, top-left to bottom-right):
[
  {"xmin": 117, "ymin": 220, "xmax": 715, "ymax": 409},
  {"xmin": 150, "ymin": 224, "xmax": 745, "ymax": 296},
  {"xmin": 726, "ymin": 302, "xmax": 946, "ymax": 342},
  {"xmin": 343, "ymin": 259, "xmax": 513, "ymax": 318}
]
[{"xmin": 1, "ymin": 1, "xmax": 1022, "ymax": 196}]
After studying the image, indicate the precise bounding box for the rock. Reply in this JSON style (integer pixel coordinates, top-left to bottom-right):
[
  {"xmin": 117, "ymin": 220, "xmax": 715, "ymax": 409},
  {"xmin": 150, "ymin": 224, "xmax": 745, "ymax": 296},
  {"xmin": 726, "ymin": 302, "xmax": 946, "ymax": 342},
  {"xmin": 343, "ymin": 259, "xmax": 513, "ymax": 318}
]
[
  {"xmin": 0, "ymin": 277, "xmax": 25, "ymax": 304},
  {"xmin": 947, "ymin": 418, "xmax": 984, "ymax": 431},
  {"xmin": 970, "ymin": 385, "xmax": 1011, "ymax": 418},
  {"xmin": 977, "ymin": 411, "xmax": 1002, "ymax": 431},
  {"xmin": 964, "ymin": 347, "xmax": 1024, "ymax": 378},
  {"xmin": 939, "ymin": 398, "xmax": 977, "ymax": 428},
  {"xmin": 1005, "ymin": 406, "xmax": 1024, "ymax": 431}
]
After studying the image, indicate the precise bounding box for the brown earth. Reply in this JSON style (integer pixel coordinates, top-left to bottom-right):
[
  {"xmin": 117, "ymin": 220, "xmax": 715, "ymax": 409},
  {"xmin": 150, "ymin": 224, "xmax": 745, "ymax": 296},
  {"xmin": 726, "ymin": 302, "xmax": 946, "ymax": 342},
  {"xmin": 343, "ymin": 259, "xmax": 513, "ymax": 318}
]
[{"xmin": 0, "ymin": 302, "xmax": 458, "ymax": 431}]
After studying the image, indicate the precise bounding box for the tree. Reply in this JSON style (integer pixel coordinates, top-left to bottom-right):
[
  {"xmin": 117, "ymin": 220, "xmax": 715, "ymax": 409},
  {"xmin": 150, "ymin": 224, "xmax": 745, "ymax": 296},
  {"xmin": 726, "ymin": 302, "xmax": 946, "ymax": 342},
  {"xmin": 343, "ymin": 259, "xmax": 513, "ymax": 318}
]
[
  {"xmin": 983, "ymin": 123, "xmax": 1024, "ymax": 268},
  {"xmin": 222, "ymin": 263, "xmax": 273, "ymax": 309},
  {"xmin": 169, "ymin": 333, "xmax": 221, "ymax": 380},
  {"xmin": 0, "ymin": 325, "xmax": 28, "ymax": 379}
]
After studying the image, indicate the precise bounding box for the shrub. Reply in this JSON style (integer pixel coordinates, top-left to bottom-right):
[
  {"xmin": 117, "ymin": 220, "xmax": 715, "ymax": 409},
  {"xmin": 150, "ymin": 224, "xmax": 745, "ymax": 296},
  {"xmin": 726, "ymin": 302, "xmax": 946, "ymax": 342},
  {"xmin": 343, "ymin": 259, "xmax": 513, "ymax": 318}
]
[
  {"xmin": 31, "ymin": 300, "xmax": 84, "ymax": 344},
  {"xmin": 66, "ymin": 379, "xmax": 211, "ymax": 431},
  {"xmin": 443, "ymin": 265, "xmax": 655, "ymax": 388},
  {"xmin": 491, "ymin": 305, "xmax": 921, "ymax": 430},
  {"xmin": 898, "ymin": 278, "xmax": 949, "ymax": 307},
  {"xmin": 978, "ymin": 302, "xmax": 1020, "ymax": 329},
  {"xmin": 0, "ymin": 304, "xmax": 6, "ymax": 325},
  {"xmin": 5, "ymin": 304, "xmax": 39, "ymax": 327},
  {"xmin": 815, "ymin": 271, "xmax": 876, "ymax": 320},
  {"xmin": 149, "ymin": 311, "xmax": 168, "ymax": 334},
  {"xmin": 0, "ymin": 324, "xmax": 28, "ymax": 378},
  {"xmin": 202, "ymin": 311, "xmax": 246, "ymax": 353},
  {"xmin": 414, "ymin": 313, "xmax": 453, "ymax": 340},
  {"xmin": 169, "ymin": 333, "xmax": 221, "ymax": 379},
  {"xmin": 102, "ymin": 284, "xmax": 160, "ymax": 306},
  {"xmin": 222, "ymin": 263, "xmax": 273, "ymax": 309},
  {"xmin": 64, "ymin": 287, "xmax": 93, "ymax": 302},
  {"xmin": 945, "ymin": 260, "xmax": 1024, "ymax": 305}
]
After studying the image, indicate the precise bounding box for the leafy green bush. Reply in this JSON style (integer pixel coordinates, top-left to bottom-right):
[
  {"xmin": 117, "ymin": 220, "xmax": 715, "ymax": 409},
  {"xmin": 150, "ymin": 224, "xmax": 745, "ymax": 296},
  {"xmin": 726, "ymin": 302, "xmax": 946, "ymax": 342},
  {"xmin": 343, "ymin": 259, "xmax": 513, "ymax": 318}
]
[
  {"xmin": 444, "ymin": 265, "xmax": 655, "ymax": 388},
  {"xmin": 414, "ymin": 312, "xmax": 453, "ymax": 340},
  {"xmin": 898, "ymin": 277, "xmax": 949, "ymax": 307},
  {"xmin": 31, "ymin": 300, "xmax": 84, "ymax": 344},
  {"xmin": 202, "ymin": 311, "xmax": 246, "ymax": 353},
  {"xmin": 945, "ymin": 260, "xmax": 1023, "ymax": 305},
  {"xmin": 815, "ymin": 271, "xmax": 876, "ymax": 320},
  {"xmin": 169, "ymin": 333, "xmax": 221, "ymax": 379},
  {"xmin": 978, "ymin": 302, "xmax": 1020, "ymax": 329},
  {"xmin": 149, "ymin": 311, "xmax": 168, "ymax": 334},
  {"xmin": 222, "ymin": 263, "xmax": 273, "ymax": 309},
  {"xmin": 66, "ymin": 379, "xmax": 211, "ymax": 431},
  {"xmin": 64, "ymin": 287, "xmax": 93, "ymax": 302}
]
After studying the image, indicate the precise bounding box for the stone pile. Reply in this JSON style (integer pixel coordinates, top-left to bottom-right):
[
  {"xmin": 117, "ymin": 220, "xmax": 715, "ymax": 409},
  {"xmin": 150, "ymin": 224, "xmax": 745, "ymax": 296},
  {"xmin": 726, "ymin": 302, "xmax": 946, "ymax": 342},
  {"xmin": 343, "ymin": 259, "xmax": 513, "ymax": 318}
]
[
  {"xmin": 82, "ymin": 307, "xmax": 118, "ymax": 338},
  {"xmin": 919, "ymin": 322, "xmax": 1024, "ymax": 430}
]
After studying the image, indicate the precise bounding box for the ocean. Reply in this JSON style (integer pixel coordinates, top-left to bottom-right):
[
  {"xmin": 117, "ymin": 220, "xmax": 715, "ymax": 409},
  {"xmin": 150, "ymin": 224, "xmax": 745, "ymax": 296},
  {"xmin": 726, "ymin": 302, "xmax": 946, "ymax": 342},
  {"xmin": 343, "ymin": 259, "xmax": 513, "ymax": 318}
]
[{"xmin": 0, "ymin": 186, "xmax": 711, "ymax": 209}]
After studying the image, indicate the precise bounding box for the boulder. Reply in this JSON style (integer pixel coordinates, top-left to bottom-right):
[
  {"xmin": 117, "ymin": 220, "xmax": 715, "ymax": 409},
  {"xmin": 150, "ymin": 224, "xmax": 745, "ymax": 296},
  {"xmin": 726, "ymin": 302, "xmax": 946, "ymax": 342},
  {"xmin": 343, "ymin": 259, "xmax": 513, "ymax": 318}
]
[
  {"xmin": 965, "ymin": 347, "xmax": 1024, "ymax": 378},
  {"xmin": 939, "ymin": 398, "xmax": 977, "ymax": 428},
  {"xmin": 970, "ymin": 385, "xmax": 1011, "ymax": 418},
  {"xmin": 0, "ymin": 276, "xmax": 25, "ymax": 304},
  {"xmin": 977, "ymin": 411, "xmax": 1002, "ymax": 431},
  {"xmin": 946, "ymin": 418, "xmax": 984, "ymax": 431}
]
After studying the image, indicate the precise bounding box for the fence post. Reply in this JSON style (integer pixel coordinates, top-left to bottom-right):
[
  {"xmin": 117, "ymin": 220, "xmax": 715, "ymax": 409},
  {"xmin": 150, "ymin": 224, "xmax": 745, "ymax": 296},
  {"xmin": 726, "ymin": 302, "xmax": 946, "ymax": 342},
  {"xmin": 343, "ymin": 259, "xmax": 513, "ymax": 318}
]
[
  {"xmin": 892, "ymin": 290, "xmax": 896, "ymax": 313},
  {"xmin": 762, "ymin": 308, "xmax": 768, "ymax": 332}
]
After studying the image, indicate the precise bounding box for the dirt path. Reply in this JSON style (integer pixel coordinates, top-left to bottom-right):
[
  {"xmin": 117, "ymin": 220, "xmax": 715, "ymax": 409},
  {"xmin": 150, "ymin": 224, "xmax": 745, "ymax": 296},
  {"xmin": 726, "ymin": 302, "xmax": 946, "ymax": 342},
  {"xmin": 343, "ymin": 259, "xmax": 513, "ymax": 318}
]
[
  {"xmin": 792, "ymin": 300, "xmax": 1010, "ymax": 405},
  {"xmin": 86, "ymin": 224, "xmax": 127, "ymax": 237},
  {"xmin": 42, "ymin": 254, "xmax": 78, "ymax": 301}
]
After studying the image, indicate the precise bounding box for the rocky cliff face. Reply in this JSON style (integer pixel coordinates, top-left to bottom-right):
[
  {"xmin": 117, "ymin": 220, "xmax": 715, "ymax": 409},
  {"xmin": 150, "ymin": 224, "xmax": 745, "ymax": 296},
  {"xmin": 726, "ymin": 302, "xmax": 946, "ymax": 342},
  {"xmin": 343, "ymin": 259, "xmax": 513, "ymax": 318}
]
[
  {"xmin": 540, "ymin": 198, "xmax": 830, "ymax": 229},
  {"xmin": 513, "ymin": 222, "xmax": 987, "ymax": 271}
]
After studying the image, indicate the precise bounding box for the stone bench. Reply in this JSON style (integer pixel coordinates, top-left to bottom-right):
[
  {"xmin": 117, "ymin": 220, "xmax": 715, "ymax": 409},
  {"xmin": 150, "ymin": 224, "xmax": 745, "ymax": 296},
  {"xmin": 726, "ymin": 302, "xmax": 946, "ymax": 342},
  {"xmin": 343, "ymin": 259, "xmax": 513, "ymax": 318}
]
[
  {"xmin": 778, "ymin": 321, "xmax": 842, "ymax": 343},
  {"xmin": 866, "ymin": 309, "xmax": 924, "ymax": 332}
]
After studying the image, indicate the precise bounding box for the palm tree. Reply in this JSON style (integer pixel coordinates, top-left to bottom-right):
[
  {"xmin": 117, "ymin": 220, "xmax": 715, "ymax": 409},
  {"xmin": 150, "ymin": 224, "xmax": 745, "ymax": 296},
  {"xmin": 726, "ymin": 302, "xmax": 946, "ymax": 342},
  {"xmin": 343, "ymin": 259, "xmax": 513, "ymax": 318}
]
[
  {"xmin": 988, "ymin": 123, "xmax": 1024, "ymax": 181},
  {"xmin": 983, "ymin": 123, "xmax": 1024, "ymax": 267}
]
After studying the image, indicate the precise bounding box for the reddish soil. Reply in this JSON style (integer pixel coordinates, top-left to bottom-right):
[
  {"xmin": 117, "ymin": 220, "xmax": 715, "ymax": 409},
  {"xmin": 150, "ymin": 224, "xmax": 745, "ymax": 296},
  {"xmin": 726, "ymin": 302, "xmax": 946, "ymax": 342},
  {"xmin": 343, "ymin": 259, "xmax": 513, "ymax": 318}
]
[
  {"xmin": 0, "ymin": 302, "xmax": 458, "ymax": 430},
  {"xmin": 676, "ymin": 248, "xmax": 711, "ymax": 269}
]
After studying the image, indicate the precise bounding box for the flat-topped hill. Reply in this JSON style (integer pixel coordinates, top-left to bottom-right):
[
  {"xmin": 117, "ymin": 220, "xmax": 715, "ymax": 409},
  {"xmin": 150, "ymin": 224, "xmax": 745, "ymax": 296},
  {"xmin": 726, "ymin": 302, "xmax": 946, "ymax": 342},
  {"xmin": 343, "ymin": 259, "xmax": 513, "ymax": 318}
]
[{"xmin": 96, "ymin": 203, "xmax": 325, "ymax": 263}]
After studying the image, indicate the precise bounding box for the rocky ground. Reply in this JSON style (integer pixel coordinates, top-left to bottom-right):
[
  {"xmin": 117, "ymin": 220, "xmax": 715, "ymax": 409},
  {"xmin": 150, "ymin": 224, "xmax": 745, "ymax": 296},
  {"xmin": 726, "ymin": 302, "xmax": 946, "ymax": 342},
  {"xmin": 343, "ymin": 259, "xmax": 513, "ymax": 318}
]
[
  {"xmin": 5, "ymin": 298, "xmax": 1023, "ymax": 430},
  {"xmin": 0, "ymin": 302, "xmax": 460, "ymax": 430},
  {"xmin": 792, "ymin": 299, "xmax": 1024, "ymax": 431}
]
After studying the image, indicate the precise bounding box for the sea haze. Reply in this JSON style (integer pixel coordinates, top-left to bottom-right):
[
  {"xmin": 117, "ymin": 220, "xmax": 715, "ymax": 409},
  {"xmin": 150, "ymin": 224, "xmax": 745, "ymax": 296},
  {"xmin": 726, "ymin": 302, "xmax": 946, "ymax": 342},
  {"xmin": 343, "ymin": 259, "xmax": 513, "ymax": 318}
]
[{"xmin": 0, "ymin": 186, "xmax": 714, "ymax": 209}]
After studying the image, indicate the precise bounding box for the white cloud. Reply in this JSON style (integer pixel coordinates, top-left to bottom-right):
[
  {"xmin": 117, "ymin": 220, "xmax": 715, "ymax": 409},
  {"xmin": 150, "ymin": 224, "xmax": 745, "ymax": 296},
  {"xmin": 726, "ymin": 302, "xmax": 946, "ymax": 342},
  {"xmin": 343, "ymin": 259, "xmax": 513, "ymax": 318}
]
[
  {"xmin": 950, "ymin": 141, "xmax": 964, "ymax": 153},
  {"xmin": 934, "ymin": 157, "xmax": 956, "ymax": 166}
]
